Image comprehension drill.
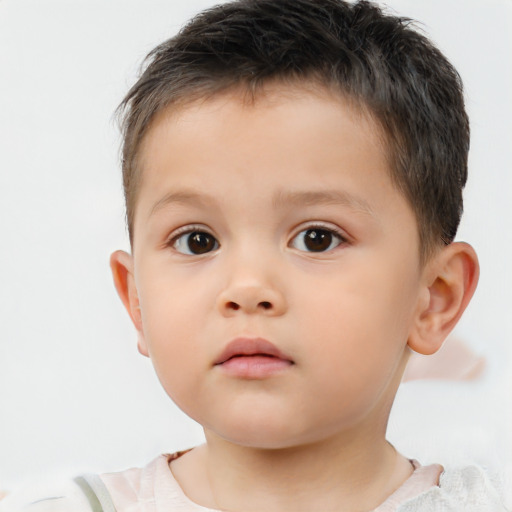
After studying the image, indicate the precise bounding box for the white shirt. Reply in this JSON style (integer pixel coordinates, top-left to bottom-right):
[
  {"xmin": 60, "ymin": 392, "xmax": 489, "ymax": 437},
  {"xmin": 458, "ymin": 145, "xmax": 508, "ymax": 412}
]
[{"xmin": 0, "ymin": 454, "xmax": 508, "ymax": 512}]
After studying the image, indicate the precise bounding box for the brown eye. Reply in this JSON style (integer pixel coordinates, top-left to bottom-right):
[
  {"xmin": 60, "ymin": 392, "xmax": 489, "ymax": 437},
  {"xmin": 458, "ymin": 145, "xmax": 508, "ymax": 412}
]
[
  {"xmin": 173, "ymin": 231, "xmax": 219, "ymax": 255},
  {"xmin": 291, "ymin": 228, "xmax": 343, "ymax": 252}
]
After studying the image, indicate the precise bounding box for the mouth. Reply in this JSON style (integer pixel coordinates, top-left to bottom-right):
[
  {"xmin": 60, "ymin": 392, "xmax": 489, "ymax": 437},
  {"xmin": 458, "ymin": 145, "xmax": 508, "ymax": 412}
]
[{"xmin": 214, "ymin": 337, "xmax": 294, "ymax": 379}]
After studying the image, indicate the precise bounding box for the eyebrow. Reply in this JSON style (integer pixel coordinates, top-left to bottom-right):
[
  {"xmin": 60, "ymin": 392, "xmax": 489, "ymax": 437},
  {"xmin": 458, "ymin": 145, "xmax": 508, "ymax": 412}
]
[
  {"xmin": 149, "ymin": 188, "xmax": 375, "ymax": 217},
  {"xmin": 149, "ymin": 190, "xmax": 214, "ymax": 217},
  {"xmin": 272, "ymin": 190, "xmax": 375, "ymax": 217}
]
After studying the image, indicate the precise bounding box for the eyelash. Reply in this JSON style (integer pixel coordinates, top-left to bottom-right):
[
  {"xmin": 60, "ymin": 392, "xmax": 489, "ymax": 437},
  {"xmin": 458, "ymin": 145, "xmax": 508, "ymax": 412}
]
[
  {"xmin": 167, "ymin": 225, "xmax": 219, "ymax": 256},
  {"xmin": 289, "ymin": 223, "xmax": 348, "ymax": 253},
  {"xmin": 167, "ymin": 223, "xmax": 348, "ymax": 256}
]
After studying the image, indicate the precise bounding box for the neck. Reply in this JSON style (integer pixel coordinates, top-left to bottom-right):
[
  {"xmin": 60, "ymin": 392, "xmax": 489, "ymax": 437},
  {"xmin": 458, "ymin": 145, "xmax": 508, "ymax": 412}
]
[{"xmin": 173, "ymin": 429, "xmax": 413, "ymax": 512}]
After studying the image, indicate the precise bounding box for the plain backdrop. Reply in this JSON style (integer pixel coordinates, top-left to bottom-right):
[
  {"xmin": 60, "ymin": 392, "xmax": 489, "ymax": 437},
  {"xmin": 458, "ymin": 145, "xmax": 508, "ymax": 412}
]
[{"xmin": 1, "ymin": 0, "xmax": 511, "ymax": 498}]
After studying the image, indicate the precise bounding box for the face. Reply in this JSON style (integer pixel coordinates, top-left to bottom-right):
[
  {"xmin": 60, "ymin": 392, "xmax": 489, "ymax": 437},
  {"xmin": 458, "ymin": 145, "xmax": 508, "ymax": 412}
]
[{"xmin": 123, "ymin": 87, "xmax": 426, "ymax": 449}]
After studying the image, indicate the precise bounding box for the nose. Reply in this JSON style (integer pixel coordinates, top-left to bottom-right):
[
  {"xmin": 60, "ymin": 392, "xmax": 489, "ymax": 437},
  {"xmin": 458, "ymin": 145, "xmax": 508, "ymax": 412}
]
[{"xmin": 217, "ymin": 282, "xmax": 287, "ymax": 317}]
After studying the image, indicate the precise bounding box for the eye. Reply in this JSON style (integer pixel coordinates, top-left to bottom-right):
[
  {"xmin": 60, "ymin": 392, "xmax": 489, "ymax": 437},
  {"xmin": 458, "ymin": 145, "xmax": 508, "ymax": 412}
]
[
  {"xmin": 173, "ymin": 230, "xmax": 219, "ymax": 255},
  {"xmin": 290, "ymin": 227, "xmax": 344, "ymax": 253}
]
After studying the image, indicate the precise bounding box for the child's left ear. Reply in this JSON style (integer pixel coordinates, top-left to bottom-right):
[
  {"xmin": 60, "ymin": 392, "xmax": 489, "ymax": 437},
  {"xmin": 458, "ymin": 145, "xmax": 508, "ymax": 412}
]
[{"xmin": 408, "ymin": 242, "xmax": 479, "ymax": 355}]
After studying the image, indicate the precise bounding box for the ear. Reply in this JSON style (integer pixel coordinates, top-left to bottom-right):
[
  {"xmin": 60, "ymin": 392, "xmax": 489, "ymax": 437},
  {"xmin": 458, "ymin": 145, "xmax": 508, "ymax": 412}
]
[
  {"xmin": 110, "ymin": 250, "xmax": 149, "ymax": 357},
  {"xmin": 408, "ymin": 242, "xmax": 479, "ymax": 355}
]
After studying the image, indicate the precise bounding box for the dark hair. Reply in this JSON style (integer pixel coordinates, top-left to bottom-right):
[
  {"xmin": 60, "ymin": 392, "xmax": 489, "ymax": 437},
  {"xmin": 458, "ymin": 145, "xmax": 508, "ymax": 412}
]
[{"xmin": 118, "ymin": 0, "xmax": 469, "ymax": 261}]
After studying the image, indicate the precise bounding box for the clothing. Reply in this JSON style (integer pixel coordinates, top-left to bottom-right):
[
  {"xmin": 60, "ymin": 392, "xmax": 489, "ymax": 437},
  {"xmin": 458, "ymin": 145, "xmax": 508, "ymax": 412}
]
[{"xmin": 1, "ymin": 453, "xmax": 508, "ymax": 512}]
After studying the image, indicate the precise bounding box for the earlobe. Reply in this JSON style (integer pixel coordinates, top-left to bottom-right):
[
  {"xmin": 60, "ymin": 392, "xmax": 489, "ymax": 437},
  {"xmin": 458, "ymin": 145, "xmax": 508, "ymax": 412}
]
[
  {"xmin": 136, "ymin": 332, "xmax": 149, "ymax": 357},
  {"xmin": 110, "ymin": 250, "xmax": 149, "ymax": 357},
  {"xmin": 408, "ymin": 242, "xmax": 479, "ymax": 355}
]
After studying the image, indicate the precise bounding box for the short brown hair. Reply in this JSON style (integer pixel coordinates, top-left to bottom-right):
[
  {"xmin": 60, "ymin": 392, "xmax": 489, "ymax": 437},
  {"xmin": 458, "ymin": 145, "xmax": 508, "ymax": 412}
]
[{"xmin": 117, "ymin": 0, "xmax": 469, "ymax": 261}]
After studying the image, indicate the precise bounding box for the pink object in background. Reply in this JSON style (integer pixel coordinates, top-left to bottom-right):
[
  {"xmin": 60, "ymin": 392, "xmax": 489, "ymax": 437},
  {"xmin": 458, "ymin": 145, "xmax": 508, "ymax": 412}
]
[{"xmin": 403, "ymin": 337, "xmax": 486, "ymax": 382}]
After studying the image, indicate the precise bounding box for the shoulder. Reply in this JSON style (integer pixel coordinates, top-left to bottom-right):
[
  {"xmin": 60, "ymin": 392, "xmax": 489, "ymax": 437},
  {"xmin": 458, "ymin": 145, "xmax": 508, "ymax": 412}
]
[
  {"xmin": 99, "ymin": 453, "xmax": 186, "ymax": 504},
  {"xmin": 0, "ymin": 480, "xmax": 91, "ymax": 512},
  {"xmin": 0, "ymin": 452, "xmax": 191, "ymax": 512},
  {"xmin": 398, "ymin": 465, "xmax": 510, "ymax": 512}
]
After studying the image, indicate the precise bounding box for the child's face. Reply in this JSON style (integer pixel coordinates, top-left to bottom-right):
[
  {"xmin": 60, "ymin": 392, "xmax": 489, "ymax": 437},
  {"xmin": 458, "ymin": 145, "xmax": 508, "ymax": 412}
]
[{"xmin": 125, "ymin": 86, "xmax": 427, "ymax": 449}]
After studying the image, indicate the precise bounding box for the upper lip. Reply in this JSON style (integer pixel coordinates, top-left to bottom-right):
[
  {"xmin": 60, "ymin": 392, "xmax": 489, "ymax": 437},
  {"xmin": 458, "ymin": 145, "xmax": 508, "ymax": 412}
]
[{"xmin": 214, "ymin": 337, "xmax": 293, "ymax": 365}]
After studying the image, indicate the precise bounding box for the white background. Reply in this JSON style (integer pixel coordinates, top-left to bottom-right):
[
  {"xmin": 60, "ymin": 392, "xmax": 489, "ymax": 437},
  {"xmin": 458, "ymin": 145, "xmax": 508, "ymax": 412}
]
[{"xmin": 0, "ymin": 0, "xmax": 511, "ymax": 497}]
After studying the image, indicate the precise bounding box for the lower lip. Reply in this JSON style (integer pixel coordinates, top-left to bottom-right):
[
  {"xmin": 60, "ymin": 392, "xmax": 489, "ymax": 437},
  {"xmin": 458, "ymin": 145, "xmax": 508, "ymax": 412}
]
[{"xmin": 216, "ymin": 355, "xmax": 293, "ymax": 379}]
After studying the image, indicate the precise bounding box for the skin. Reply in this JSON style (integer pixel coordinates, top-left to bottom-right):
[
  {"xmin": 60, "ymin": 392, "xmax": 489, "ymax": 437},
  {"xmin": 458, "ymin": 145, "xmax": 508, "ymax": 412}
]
[{"xmin": 111, "ymin": 85, "xmax": 479, "ymax": 511}]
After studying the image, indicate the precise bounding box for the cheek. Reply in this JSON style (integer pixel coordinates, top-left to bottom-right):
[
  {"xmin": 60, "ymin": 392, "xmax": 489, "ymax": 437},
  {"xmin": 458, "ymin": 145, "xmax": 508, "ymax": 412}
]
[
  {"xmin": 136, "ymin": 275, "xmax": 208, "ymax": 389},
  {"xmin": 294, "ymin": 259, "xmax": 418, "ymax": 385},
  {"xmin": 138, "ymin": 267, "xmax": 211, "ymax": 339}
]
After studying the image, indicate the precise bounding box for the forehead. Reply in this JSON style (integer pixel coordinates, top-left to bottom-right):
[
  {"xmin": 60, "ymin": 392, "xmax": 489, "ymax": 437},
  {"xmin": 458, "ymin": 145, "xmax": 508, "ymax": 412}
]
[
  {"xmin": 143, "ymin": 81, "xmax": 385, "ymax": 144},
  {"xmin": 133, "ymin": 85, "xmax": 408, "ymax": 232},
  {"xmin": 138, "ymin": 83, "xmax": 389, "ymax": 182}
]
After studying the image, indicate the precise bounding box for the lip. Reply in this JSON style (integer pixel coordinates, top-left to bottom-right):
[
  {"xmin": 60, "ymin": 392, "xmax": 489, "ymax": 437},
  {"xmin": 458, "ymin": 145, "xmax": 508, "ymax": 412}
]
[{"xmin": 214, "ymin": 337, "xmax": 294, "ymax": 379}]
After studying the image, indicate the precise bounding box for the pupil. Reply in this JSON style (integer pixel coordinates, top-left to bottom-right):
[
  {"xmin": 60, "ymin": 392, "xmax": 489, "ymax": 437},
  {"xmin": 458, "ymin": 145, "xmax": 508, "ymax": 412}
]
[
  {"xmin": 188, "ymin": 232, "xmax": 214, "ymax": 254},
  {"xmin": 305, "ymin": 229, "xmax": 332, "ymax": 252}
]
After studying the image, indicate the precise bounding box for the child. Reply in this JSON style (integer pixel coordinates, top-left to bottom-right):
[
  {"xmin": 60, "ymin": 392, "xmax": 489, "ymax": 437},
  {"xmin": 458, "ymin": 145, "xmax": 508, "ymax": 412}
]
[{"xmin": 1, "ymin": 0, "xmax": 508, "ymax": 510}]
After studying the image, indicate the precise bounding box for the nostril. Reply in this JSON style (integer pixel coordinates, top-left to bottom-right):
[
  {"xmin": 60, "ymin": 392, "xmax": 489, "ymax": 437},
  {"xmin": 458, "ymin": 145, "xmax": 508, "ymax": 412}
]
[
  {"xmin": 259, "ymin": 301, "xmax": 272, "ymax": 310},
  {"xmin": 227, "ymin": 301, "xmax": 240, "ymax": 310}
]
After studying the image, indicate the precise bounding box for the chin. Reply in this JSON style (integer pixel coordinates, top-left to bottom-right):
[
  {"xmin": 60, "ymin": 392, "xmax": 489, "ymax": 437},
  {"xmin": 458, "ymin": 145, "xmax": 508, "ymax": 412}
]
[{"xmin": 209, "ymin": 414, "xmax": 336, "ymax": 451}]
